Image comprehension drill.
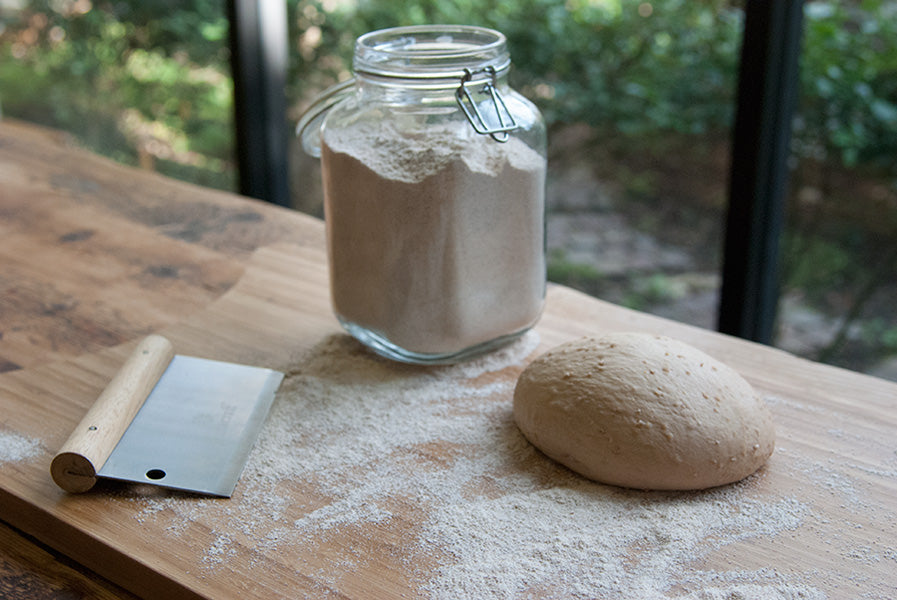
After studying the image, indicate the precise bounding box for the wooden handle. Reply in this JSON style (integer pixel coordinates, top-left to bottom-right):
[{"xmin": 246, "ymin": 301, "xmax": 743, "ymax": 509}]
[{"xmin": 51, "ymin": 335, "xmax": 175, "ymax": 493}]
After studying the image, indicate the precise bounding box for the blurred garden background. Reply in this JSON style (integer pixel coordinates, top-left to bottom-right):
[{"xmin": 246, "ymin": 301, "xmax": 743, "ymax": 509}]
[{"xmin": 2, "ymin": 0, "xmax": 896, "ymax": 379}]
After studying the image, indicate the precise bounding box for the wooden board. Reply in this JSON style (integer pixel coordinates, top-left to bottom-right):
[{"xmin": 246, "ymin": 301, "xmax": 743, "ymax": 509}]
[
  {"xmin": 1, "ymin": 242, "xmax": 896, "ymax": 599},
  {"xmin": 1, "ymin": 120, "xmax": 896, "ymax": 598},
  {"xmin": 0, "ymin": 119, "xmax": 319, "ymax": 373}
]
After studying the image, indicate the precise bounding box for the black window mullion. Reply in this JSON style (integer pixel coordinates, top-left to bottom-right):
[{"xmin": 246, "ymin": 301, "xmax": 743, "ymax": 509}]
[
  {"xmin": 227, "ymin": 0, "xmax": 290, "ymax": 207},
  {"xmin": 718, "ymin": 0, "xmax": 804, "ymax": 343}
]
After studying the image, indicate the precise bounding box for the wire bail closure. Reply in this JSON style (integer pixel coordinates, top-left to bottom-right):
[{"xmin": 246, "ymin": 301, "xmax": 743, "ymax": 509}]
[{"xmin": 455, "ymin": 67, "xmax": 518, "ymax": 142}]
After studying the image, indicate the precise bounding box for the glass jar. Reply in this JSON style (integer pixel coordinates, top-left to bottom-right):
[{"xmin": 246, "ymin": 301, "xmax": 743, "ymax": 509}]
[{"xmin": 298, "ymin": 25, "xmax": 547, "ymax": 364}]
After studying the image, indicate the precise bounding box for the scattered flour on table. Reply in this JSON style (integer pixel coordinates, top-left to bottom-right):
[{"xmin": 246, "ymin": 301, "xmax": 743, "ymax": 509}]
[
  {"xmin": 204, "ymin": 533, "xmax": 238, "ymax": 566},
  {"xmin": 0, "ymin": 429, "xmax": 42, "ymax": 462},
  {"xmin": 131, "ymin": 332, "xmax": 830, "ymax": 598}
]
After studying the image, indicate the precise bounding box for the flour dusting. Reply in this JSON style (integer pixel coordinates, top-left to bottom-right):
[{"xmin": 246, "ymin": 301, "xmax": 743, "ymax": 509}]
[
  {"xmin": 0, "ymin": 429, "xmax": 41, "ymax": 463},
  {"xmin": 126, "ymin": 332, "xmax": 894, "ymax": 599}
]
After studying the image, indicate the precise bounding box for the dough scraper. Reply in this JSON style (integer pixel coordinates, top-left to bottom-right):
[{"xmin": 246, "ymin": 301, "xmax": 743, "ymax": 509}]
[{"xmin": 51, "ymin": 335, "xmax": 283, "ymax": 497}]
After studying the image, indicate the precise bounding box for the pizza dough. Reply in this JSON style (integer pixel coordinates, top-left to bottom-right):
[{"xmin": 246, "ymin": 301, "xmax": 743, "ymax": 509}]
[{"xmin": 513, "ymin": 332, "xmax": 775, "ymax": 490}]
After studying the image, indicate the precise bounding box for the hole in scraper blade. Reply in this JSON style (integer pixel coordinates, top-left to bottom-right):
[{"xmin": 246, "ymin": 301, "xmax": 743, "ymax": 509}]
[{"xmin": 145, "ymin": 469, "xmax": 166, "ymax": 480}]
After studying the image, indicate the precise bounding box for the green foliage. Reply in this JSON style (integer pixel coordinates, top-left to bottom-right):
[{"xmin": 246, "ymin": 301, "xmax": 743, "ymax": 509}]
[
  {"xmin": 547, "ymin": 248, "xmax": 603, "ymax": 286},
  {"xmin": 285, "ymin": 1, "xmax": 357, "ymax": 101},
  {"xmin": 779, "ymin": 1, "xmax": 897, "ymax": 368},
  {"xmin": 0, "ymin": 0, "xmax": 235, "ymax": 188},
  {"xmin": 862, "ymin": 318, "xmax": 897, "ymax": 353},
  {"xmin": 4, "ymin": 0, "xmax": 896, "ymax": 183},
  {"xmin": 311, "ymin": 0, "xmax": 742, "ymax": 138},
  {"xmin": 797, "ymin": 0, "xmax": 897, "ymax": 169},
  {"xmin": 781, "ymin": 231, "xmax": 854, "ymax": 303},
  {"xmin": 622, "ymin": 273, "xmax": 684, "ymax": 311},
  {"xmin": 507, "ymin": 0, "xmax": 742, "ymax": 136}
]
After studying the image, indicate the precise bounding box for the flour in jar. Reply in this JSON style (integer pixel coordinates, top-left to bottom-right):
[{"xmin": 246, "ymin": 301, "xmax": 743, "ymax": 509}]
[{"xmin": 321, "ymin": 123, "xmax": 547, "ymax": 356}]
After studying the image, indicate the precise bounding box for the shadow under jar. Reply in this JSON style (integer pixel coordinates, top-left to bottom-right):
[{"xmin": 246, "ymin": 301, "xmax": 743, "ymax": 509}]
[{"xmin": 304, "ymin": 25, "xmax": 547, "ymax": 364}]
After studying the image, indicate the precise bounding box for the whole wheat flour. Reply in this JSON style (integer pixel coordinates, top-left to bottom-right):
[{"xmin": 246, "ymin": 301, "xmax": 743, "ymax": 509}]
[
  {"xmin": 0, "ymin": 428, "xmax": 41, "ymax": 463},
  {"xmin": 321, "ymin": 123, "xmax": 546, "ymax": 355},
  {"xmin": 123, "ymin": 331, "xmax": 897, "ymax": 599}
]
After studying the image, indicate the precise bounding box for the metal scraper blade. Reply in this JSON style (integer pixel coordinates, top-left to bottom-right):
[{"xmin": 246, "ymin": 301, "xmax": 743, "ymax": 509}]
[{"xmin": 97, "ymin": 354, "xmax": 283, "ymax": 497}]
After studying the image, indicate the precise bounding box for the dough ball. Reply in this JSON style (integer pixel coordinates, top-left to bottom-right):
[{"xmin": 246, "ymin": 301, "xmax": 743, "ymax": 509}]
[{"xmin": 513, "ymin": 332, "xmax": 775, "ymax": 490}]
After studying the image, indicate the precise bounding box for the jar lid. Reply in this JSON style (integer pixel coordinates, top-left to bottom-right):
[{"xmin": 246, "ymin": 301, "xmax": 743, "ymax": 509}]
[
  {"xmin": 296, "ymin": 25, "xmax": 515, "ymax": 156},
  {"xmin": 354, "ymin": 25, "xmax": 510, "ymax": 81}
]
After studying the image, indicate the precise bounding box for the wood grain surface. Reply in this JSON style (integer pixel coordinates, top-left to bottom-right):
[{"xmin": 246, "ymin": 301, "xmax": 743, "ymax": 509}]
[
  {"xmin": 0, "ymin": 119, "xmax": 315, "ymax": 599},
  {"xmin": 1, "ymin": 120, "xmax": 896, "ymax": 599},
  {"xmin": 0, "ymin": 519, "xmax": 138, "ymax": 600}
]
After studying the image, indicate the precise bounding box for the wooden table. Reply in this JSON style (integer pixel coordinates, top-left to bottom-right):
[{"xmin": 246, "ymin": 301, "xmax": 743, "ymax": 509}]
[{"xmin": 1, "ymin": 119, "xmax": 895, "ymax": 599}]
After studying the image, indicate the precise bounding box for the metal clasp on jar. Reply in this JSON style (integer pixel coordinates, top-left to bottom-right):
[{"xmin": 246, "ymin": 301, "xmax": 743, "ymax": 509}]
[{"xmin": 455, "ymin": 67, "xmax": 519, "ymax": 143}]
